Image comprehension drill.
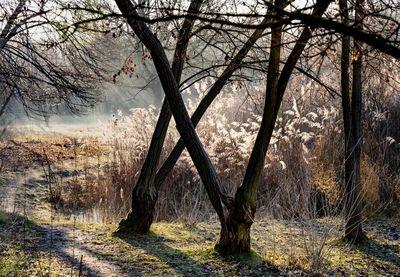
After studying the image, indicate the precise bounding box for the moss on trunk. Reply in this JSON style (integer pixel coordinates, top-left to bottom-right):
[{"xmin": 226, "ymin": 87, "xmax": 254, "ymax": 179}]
[
  {"xmin": 215, "ymin": 200, "xmax": 256, "ymax": 255},
  {"xmin": 116, "ymin": 189, "xmax": 157, "ymax": 234}
]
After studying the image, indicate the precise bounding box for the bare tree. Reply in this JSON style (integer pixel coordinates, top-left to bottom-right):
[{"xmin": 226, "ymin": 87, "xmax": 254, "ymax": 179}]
[
  {"xmin": 0, "ymin": 0, "xmax": 102, "ymax": 120},
  {"xmin": 44, "ymin": 0, "xmax": 399, "ymax": 253},
  {"xmin": 116, "ymin": 0, "xmax": 284, "ymax": 234},
  {"xmin": 117, "ymin": 0, "xmax": 205, "ymax": 233},
  {"xmin": 115, "ymin": 0, "xmax": 333, "ymax": 254}
]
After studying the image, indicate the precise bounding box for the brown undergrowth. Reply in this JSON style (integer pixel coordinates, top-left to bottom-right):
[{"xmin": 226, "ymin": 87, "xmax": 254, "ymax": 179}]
[{"xmin": 1, "ymin": 86, "xmax": 399, "ymax": 223}]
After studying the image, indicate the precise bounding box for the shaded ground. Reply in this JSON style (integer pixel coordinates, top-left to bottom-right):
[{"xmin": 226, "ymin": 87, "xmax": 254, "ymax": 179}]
[
  {"xmin": 1, "ymin": 203, "xmax": 399, "ymax": 276},
  {"xmin": 0, "ymin": 212, "xmax": 57, "ymax": 276},
  {"xmin": 0, "ymin": 169, "xmax": 128, "ymax": 276},
  {"xmin": 0, "ymin": 173, "xmax": 22, "ymax": 213},
  {"xmin": 64, "ymin": 219, "xmax": 400, "ymax": 276},
  {"xmin": 40, "ymin": 224, "xmax": 126, "ymax": 276}
]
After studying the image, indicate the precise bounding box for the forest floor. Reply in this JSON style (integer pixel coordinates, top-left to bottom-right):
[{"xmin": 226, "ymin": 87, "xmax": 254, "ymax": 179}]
[
  {"xmin": 0, "ymin": 129, "xmax": 399, "ymax": 276},
  {"xmin": 1, "ymin": 205, "xmax": 399, "ymax": 276}
]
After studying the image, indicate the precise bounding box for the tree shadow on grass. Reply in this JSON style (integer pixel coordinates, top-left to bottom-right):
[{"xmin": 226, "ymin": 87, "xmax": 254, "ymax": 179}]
[
  {"xmin": 0, "ymin": 213, "xmax": 124, "ymax": 276},
  {"xmin": 39, "ymin": 226, "xmax": 118, "ymax": 276},
  {"xmin": 114, "ymin": 229, "xmax": 281, "ymax": 277},
  {"xmin": 0, "ymin": 212, "xmax": 97, "ymax": 276},
  {"xmin": 356, "ymin": 238, "xmax": 400, "ymax": 269},
  {"xmin": 115, "ymin": 231, "xmax": 217, "ymax": 276}
]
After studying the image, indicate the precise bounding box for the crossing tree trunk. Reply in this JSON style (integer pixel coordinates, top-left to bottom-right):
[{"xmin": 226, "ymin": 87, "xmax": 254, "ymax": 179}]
[
  {"xmin": 116, "ymin": 0, "xmax": 204, "ymax": 233},
  {"xmin": 118, "ymin": 5, "xmax": 276, "ymax": 233},
  {"xmin": 215, "ymin": 0, "xmax": 332, "ymax": 254}
]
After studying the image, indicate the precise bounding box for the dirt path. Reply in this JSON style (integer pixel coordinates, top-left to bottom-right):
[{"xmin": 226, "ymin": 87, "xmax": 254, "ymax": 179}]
[
  {"xmin": 0, "ymin": 172, "xmax": 128, "ymax": 277},
  {"xmin": 0, "ymin": 173, "xmax": 25, "ymax": 213},
  {"xmin": 40, "ymin": 224, "xmax": 127, "ymax": 276}
]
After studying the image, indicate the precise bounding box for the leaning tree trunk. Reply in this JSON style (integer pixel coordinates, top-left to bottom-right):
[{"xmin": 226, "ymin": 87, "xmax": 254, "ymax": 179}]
[
  {"xmin": 117, "ymin": 0, "xmax": 204, "ymax": 234},
  {"xmin": 153, "ymin": 0, "xmax": 332, "ymax": 191},
  {"xmin": 154, "ymin": 15, "xmax": 277, "ymax": 186},
  {"xmin": 116, "ymin": 0, "xmax": 333, "ymax": 255}
]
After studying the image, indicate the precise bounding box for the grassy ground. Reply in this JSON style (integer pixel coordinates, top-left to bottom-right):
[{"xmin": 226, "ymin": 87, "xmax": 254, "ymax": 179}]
[
  {"xmin": 0, "ymin": 207, "xmax": 399, "ymax": 276},
  {"xmin": 0, "ymin": 212, "xmax": 67, "ymax": 276},
  {"xmin": 66, "ymin": 218, "xmax": 400, "ymax": 276}
]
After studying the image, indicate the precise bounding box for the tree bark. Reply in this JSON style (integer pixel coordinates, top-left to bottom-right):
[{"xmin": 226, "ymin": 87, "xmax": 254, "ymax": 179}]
[{"xmin": 117, "ymin": 0, "xmax": 204, "ymax": 234}]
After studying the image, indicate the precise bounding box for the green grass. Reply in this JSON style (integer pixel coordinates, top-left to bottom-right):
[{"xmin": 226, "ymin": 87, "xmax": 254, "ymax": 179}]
[
  {"xmin": 1, "ymin": 208, "xmax": 399, "ymax": 276},
  {"xmin": 0, "ymin": 211, "xmax": 67, "ymax": 276},
  {"xmin": 55, "ymin": 218, "xmax": 396, "ymax": 276},
  {"xmin": 0, "ymin": 212, "xmax": 40, "ymax": 275}
]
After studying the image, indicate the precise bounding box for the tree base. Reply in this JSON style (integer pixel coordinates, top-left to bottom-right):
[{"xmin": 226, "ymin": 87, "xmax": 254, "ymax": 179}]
[
  {"xmin": 344, "ymin": 225, "xmax": 367, "ymax": 244},
  {"xmin": 115, "ymin": 198, "xmax": 156, "ymax": 234},
  {"xmin": 215, "ymin": 217, "xmax": 253, "ymax": 255},
  {"xmin": 115, "ymin": 211, "xmax": 153, "ymax": 234}
]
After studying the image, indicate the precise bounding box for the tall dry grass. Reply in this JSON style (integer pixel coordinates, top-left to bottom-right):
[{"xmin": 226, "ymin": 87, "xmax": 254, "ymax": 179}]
[{"xmin": 49, "ymin": 74, "xmax": 400, "ymax": 225}]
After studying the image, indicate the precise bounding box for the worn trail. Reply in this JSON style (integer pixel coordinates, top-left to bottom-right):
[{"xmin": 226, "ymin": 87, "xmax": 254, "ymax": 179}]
[
  {"xmin": 40, "ymin": 224, "xmax": 127, "ymax": 277},
  {"xmin": 0, "ymin": 173, "xmax": 127, "ymax": 277}
]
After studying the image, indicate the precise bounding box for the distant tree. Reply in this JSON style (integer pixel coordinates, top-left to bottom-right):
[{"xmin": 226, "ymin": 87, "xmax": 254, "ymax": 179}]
[
  {"xmin": 340, "ymin": 0, "xmax": 367, "ymax": 244},
  {"xmin": 0, "ymin": 0, "xmax": 102, "ymax": 120}
]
